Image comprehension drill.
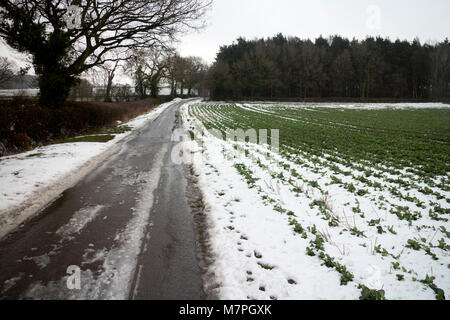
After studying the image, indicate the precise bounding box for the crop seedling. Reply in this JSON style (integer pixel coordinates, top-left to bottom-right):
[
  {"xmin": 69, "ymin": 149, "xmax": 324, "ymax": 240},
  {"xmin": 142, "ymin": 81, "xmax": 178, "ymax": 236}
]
[
  {"xmin": 189, "ymin": 103, "xmax": 450, "ymax": 300},
  {"xmin": 358, "ymin": 285, "xmax": 386, "ymax": 300}
]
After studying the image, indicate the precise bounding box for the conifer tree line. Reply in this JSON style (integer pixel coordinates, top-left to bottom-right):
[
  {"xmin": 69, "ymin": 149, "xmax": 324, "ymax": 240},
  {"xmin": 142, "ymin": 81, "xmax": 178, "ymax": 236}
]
[{"xmin": 206, "ymin": 34, "xmax": 450, "ymax": 100}]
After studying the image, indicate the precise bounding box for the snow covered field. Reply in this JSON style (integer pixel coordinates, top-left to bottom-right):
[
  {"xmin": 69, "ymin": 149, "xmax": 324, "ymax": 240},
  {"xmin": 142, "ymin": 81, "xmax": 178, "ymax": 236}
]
[
  {"xmin": 0, "ymin": 100, "xmax": 175, "ymax": 239},
  {"xmin": 0, "ymin": 89, "xmax": 39, "ymax": 97},
  {"xmin": 180, "ymin": 102, "xmax": 450, "ymax": 300}
]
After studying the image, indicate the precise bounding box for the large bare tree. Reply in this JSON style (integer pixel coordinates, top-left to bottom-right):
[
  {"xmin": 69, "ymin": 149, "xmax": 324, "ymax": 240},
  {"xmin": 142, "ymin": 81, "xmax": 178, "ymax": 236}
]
[
  {"xmin": 0, "ymin": 0, "xmax": 211, "ymax": 107},
  {"xmin": 184, "ymin": 56, "xmax": 207, "ymax": 95},
  {"xmin": 101, "ymin": 60, "xmax": 119, "ymax": 102},
  {"xmin": 126, "ymin": 47, "xmax": 172, "ymax": 98},
  {"xmin": 0, "ymin": 56, "xmax": 14, "ymax": 87}
]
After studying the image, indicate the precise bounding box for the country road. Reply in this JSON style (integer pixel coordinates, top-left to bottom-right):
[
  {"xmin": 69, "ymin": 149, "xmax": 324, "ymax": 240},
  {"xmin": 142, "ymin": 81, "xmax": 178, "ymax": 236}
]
[{"xmin": 0, "ymin": 99, "xmax": 206, "ymax": 300}]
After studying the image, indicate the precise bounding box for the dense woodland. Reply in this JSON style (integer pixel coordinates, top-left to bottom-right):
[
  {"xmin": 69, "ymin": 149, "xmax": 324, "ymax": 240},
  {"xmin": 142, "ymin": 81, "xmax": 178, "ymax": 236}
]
[{"xmin": 207, "ymin": 34, "xmax": 450, "ymax": 100}]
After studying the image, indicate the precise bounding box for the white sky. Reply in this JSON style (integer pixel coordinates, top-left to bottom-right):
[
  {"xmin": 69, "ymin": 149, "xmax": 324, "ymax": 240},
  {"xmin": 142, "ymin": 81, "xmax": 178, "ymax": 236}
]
[
  {"xmin": 1, "ymin": 0, "xmax": 449, "ymax": 69},
  {"xmin": 177, "ymin": 0, "xmax": 450, "ymax": 63}
]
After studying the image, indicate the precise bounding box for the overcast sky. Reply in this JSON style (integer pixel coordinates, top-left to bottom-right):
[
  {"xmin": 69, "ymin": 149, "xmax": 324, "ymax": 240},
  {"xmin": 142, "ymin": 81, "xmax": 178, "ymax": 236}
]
[
  {"xmin": 177, "ymin": 0, "xmax": 450, "ymax": 63},
  {"xmin": 1, "ymin": 0, "xmax": 449, "ymax": 68}
]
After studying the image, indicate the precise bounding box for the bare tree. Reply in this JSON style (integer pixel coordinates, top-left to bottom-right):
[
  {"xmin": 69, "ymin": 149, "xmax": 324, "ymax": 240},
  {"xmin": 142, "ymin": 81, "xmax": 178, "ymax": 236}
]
[
  {"xmin": 113, "ymin": 84, "xmax": 133, "ymax": 102},
  {"xmin": 126, "ymin": 47, "xmax": 171, "ymax": 98},
  {"xmin": 0, "ymin": 0, "xmax": 212, "ymax": 107},
  {"xmin": 184, "ymin": 56, "xmax": 208, "ymax": 95},
  {"xmin": 165, "ymin": 54, "xmax": 195, "ymax": 96},
  {"xmin": 163, "ymin": 54, "xmax": 208, "ymax": 96},
  {"xmin": 101, "ymin": 61, "xmax": 119, "ymax": 102},
  {"xmin": 165, "ymin": 53, "xmax": 182, "ymax": 95},
  {"xmin": 0, "ymin": 56, "xmax": 14, "ymax": 87},
  {"xmin": 86, "ymin": 60, "xmax": 122, "ymax": 102}
]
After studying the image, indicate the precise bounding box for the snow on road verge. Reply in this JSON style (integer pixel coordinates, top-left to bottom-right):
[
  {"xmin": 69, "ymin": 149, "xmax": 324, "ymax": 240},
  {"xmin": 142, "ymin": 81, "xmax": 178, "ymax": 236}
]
[{"xmin": 0, "ymin": 99, "xmax": 174, "ymax": 240}]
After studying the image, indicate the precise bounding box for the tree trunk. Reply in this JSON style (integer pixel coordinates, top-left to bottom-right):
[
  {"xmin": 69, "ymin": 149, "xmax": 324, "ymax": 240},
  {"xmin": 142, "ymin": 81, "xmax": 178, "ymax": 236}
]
[
  {"xmin": 38, "ymin": 67, "xmax": 76, "ymax": 107},
  {"xmin": 170, "ymin": 79, "xmax": 175, "ymax": 96},
  {"xmin": 104, "ymin": 62, "xmax": 118, "ymax": 102},
  {"xmin": 150, "ymin": 78, "xmax": 159, "ymax": 98},
  {"xmin": 105, "ymin": 75, "xmax": 113, "ymax": 102}
]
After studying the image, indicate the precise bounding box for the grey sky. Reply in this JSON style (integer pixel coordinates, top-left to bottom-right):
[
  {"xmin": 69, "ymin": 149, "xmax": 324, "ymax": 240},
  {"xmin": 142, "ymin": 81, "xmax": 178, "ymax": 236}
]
[
  {"xmin": 177, "ymin": 0, "xmax": 450, "ymax": 63},
  {"xmin": 1, "ymin": 0, "xmax": 449, "ymax": 68}
]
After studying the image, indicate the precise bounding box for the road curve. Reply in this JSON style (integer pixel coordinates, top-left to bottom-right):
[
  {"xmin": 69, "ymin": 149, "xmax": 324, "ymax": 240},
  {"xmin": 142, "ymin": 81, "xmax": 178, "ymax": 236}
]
[{"xmin": 0, "ymin": 99, "xmax": 205, "ymax": 300}]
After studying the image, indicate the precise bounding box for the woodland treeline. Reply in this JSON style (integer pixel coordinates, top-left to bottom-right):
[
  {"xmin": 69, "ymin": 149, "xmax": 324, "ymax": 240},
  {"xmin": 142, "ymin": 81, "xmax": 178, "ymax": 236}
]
[{"xmin": 207, "ymin": 34, "xmax": 450, "ymax": 100}]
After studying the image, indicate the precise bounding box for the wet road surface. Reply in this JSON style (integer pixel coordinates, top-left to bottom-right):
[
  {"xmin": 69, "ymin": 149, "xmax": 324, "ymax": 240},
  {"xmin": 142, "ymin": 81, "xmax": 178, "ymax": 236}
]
[{"xmin": 0, "ymin": 99, "xmax": 205, "ymax": 300}]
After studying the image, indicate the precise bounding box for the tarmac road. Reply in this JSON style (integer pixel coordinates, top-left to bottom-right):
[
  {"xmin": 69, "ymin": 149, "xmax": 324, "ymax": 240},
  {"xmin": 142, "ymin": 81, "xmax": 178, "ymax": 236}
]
[{"xmin": 0, "ymin": 99, "xmax": 205, "ymax": 300}]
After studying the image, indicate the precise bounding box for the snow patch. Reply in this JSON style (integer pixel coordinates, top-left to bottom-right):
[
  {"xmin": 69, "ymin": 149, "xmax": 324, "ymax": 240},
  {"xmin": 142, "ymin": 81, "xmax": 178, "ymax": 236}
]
[
  {"xmin": 56, "ymin": 205, "xmax": 105, "ymax": 240},
  {"xmin": 0, "ymin": 99, "xmax": 176, "ymax": 239},
  {"xmin": 22, "ymin": 144, "xmax": 168, "ymax": 299}
]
